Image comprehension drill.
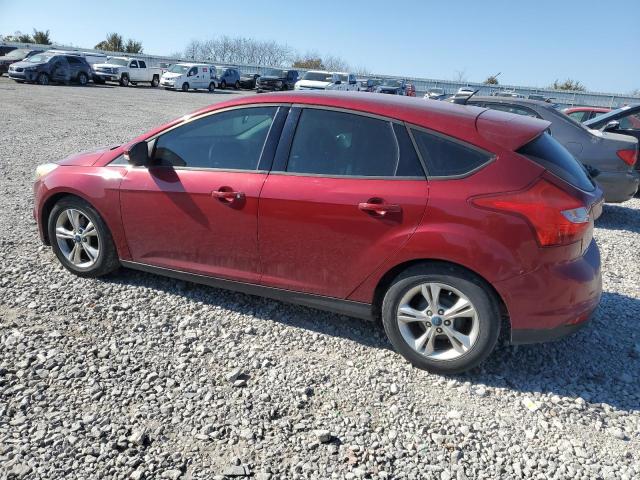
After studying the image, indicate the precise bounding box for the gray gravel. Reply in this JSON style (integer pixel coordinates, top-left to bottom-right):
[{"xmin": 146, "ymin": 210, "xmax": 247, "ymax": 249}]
[{"xmin": 0, "ymin": 77, "xmax": 639, "ymax": 479}]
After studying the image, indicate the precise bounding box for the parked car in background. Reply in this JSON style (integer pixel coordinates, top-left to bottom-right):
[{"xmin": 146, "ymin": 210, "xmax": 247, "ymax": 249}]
[
  {"xmin": 256, "ymin": 69, "xmax": 298, "ymax": 92},
  {"xmin": 585, "ymin": 104, "xmax": 640, "ymax": 176},
  {"xmin": 375, "ymin": 78, "xmax": 413, "ymax": 95},
  {"xmin": 528, "ymin": 94, "xmax": 554, "ymax": 102},
  {"xmin": 360, "ymin": 78, "xmax": 383, "ymax": 92},
  {"xmin": 457, "ymin": 87, "xmax": 476, "ymax": 96},
  {"xmin": 0, "ymin": 48, "xmax": 43, "ymax": 76},
  {"xmin": 0, "ymin": 45, "xmax": 17, "ymax": 56},
  {"xmin": 464, "ymin": 97, "xmax": 639, "ymax": 202},
  {"xmin": 239, "ymin": 72, "xmax": 260, "ymax": 89},
  {"xmin": 295, "ymin": 71, "xmax": 358, "ymax": 91},
  {"xmin": 93, "ymin": 57, "xmax": 162, "ymax": 87},
  {"xmin": 34, "ymin": 91, "xmax": 603, "ymax": 374},
  {"xmin": 216, "ymin": 66, "xmax": 241, "ymax": 89},
  {"xmin": 160, "ymin": 63, "xmax": 217, "ymax": 92},
  {"xmin": 46, "ymin": 49, "xmax": 107, "ymax": 66},
  {"xmin": 424, "ymin": 87, "xmax": 446, "ymax": 100},
  {"xmin": 563, "ymin": 106, "xmax": 611, "ymax": 123},
  {"xmin": 492, "ymin": 90, "xmax": 525, "ymax": 98},
  {"xmin": 8, "ymin": 52, "xmax": 92, "ymax": 86}
]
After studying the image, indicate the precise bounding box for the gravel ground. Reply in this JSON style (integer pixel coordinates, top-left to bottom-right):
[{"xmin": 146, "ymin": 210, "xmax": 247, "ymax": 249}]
[{"xmin": 0, "ymin": 77, "xmax": 639, "ymax": 480}]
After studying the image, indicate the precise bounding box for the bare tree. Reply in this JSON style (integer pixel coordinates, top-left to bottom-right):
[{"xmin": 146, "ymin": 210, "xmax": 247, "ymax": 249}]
[
  {"xmin": 322, "ymin": 55, "xmax": 350, "ymax": 72},
  {"xmin": 454, "ymin": 69, "xmax": 468, "ymax": 82}
]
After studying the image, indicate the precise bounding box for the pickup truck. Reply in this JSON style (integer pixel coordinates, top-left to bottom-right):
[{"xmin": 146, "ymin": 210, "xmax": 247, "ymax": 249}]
[{"xmin": 92, "ymin": 57, "xmax": 162, "ymax": 87}]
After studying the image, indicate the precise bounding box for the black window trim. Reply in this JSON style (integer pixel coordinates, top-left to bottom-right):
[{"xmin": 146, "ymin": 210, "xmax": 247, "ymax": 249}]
[
  {"xmin": 406, "ymin": 122, "xmax": 496, "ymax": 180},
  {"xmin": 270, "ymin": 104, "xmax": 427, "ymax": 180},
  {"xmin": 108, "ymin": 103, "xmax": 289, "ymax": 173}
]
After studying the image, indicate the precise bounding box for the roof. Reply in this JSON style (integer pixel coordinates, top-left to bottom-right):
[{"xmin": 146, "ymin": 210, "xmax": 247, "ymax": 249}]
[
  {"xmin": 466, "ymin": 96, "xmax": 554, "ymax": 108},
  {"xmin": 563, "ymin": 106, "xmax": 610, "ymax": 113},
  {"xmin": 185, "ymin": 91, "xmax": 550, "ymax": 151}
]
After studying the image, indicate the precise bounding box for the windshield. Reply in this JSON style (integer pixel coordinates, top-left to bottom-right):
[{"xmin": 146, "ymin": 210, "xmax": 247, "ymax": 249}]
[
  {"xmin": 4, "ymin": 49, "xmax": 29, "ymax": 59},
  {"xmin": 27, "ymin": 54, "xmax": 53, "ymax": 63},
  {"xmin": 265, "ymin": 69, "xmax": 284, "ymax": 77},
  {"xmin": 302, "ymin": 71, "xmax": 331, "ymax": 82},
  {"xmin": 381, "ymin": 79, "xmax": 403, "ymax": 87},
  {"xmin": 107, "ymin": 58, "xmax": 128, "ymax": 66},
  {"xmin": 585, "ymin": 105, "xmax": 640, "ymax": 127},
  {"xmin": 168, "ymin": 64, "xmax": 189, "ymax": 74}
]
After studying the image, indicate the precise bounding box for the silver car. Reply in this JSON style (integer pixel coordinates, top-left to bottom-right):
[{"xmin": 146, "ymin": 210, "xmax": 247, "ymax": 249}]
[{"xmin": 464, "ymin": 97, "xmax": 640, "ymax": 203}]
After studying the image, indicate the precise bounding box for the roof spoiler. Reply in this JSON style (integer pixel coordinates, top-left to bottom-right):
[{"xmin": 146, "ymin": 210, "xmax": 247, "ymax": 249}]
[{"xmin": 476, "ymin": 109, "xmax": 551, "ymax": 151}]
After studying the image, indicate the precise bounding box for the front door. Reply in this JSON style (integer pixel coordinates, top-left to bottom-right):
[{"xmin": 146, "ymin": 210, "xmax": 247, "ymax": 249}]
[
  {"xmin": 258, "ymin": 107, "xmax": 428, "ymax": 298},
  {"xmin": 119, "ymin": 105, "xmax": 284, "ymax": 283}
]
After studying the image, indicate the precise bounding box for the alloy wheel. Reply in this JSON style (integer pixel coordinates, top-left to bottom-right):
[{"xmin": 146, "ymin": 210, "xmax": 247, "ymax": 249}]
[
  {"xmin": 55, "ymin": 208, "xmax": 100, "ymax": 268},
  {"xmin": 396, "ymin": 282, "xmax": 479, "ymax": 361}
]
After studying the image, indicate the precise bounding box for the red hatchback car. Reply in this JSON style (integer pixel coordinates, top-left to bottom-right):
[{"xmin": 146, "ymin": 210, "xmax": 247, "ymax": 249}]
[{"xmin": 33, "ymin": 92, "xmax": 603, "ymax": 374}]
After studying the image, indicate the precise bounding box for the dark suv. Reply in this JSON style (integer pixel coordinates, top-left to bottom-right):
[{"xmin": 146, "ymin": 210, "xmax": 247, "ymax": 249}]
[
  {"xmin": 256, "ymin": 69, "xmax": 299, "ymax": 92},
  {"xmin": 0, "ymin": 48, "xmax": 43, "ymax": 76},
  {"xmin": 8, "ymin": 53, "xmax": 92, "ymax": 86}
]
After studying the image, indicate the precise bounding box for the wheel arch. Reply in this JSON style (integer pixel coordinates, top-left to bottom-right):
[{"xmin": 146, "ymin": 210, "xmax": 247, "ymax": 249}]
[{"xmin": 371, "ymin": 259, "xmax": 510, "ymax": 332}]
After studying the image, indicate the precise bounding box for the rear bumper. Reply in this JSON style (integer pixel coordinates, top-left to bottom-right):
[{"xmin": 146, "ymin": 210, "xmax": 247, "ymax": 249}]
[
  {"xmin": 495, "ymin": 239, "xmax": 602, "ymax": 344},
  {"xmin": 596, "ymin": 170, "xmax": 640, "ymax": 203}
]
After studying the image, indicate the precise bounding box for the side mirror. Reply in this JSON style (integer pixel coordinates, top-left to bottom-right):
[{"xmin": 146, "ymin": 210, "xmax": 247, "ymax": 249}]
[
  {"xmin": 124, "ymin": 141, "xmax": 150, "ymax": 167},
  {"xmin": 602, "ymin": 120, "xmax": 620, "ymax": 132}
]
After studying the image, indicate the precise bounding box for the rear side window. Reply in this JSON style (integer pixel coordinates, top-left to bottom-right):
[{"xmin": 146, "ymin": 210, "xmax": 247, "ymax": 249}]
[
  {"xmin": 517, "ymin": 132, "xmax": 595, "ymax": 191},
  {"xmin": 286, "ymin": 108, "xmax": 424, "ymax": 177},
  {"xmin": 411, "ymin": 129, "xmax": 492, "ymax": 177},
  {"xmin": 138, "ymin": 60, "xmax": 146, "ymax": 68}
]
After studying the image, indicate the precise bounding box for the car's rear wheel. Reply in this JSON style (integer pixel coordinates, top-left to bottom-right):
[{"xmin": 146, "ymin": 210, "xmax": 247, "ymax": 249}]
[
  {"xmin": 381, "ymin": 264, "xmax": 501, "ymax": 374},
  {"xmin": 234, "ymin": 80, "xmax": 240, "ymax": 90},
  {"xmin": 182, "ymin": 82, "xmax": 189, "ymax": 92},
  {"xmin": 37, "ymin": 73, "xmax": 49, "ymax": 86},
  {"xmin": 48, "ymin": 197, "xmax": 120, "ymax": 278},
  {"xmin": 208, "ymin": 82, "xmax": 215, "ymax": 92},
  {"xmin": 77, "ymin": 72, "xmax": 88, "ymax": 86}
]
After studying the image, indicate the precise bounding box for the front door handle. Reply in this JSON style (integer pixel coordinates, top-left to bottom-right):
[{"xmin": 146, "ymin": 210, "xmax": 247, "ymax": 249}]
[
  {"xmin": 358, "ymin": 200, "xmax": 402, "ymax": 216},
  {"xmin": 212, "ymin": 188, "xmax": 245, "ymax": 204}
]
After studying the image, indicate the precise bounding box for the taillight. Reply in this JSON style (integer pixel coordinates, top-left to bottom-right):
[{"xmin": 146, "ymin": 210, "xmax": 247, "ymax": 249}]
[
  {"xmin": 617, "ymin": 149, "xmax": 638, "ymax": 167},
  {"xmin": 471, "ymin": 179, "xmax": 590, "ymax": 247}
]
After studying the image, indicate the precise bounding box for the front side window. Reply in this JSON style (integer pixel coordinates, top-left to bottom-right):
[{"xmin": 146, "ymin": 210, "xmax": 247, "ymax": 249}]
[
  {"xmin": 567, "ymin": 111, "xmax": 588, "ymax": 122},
  {"xmin": 130, "ymin": 60, "xmax": 138, "ymax": 68},
  {"xmin": 153, "ymin": 107, "xmax": 277, "ymax": 170},
  {"xmin": 66, "ymin": 56, "xmax": 80, "ymax": 64},
  {"xmin": 286, "ymin": 109, "xmax": 423, "ymax": 177},
  {"xmin": 411, "ymin": 129, "xmax": 493, "ymax": 177},
  {"xmin": 188, "ymin": 67, "xmax": 197, "ymax": 76}
]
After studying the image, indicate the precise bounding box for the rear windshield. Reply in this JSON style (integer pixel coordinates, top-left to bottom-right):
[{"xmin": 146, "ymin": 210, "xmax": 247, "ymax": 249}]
[{"xmin": 517, "ymin": 132, "xmax": 595, "ymax": 192}]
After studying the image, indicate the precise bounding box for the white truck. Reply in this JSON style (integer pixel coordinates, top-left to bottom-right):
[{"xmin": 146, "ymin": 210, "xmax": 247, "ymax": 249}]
[
  {"xmin": 294, "ymin": 70, "xmax": 359, "ymax": 91},
  {"xmin": 160, "ymin": 63, "xmax": 218, "ymax": 92},
  {"xmin": 92, "ymin": 57, "xmax": 162, "ymax": 87}
]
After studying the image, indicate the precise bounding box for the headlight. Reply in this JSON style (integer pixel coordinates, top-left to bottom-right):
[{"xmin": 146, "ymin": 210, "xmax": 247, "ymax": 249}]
[
  {"xmin": 275, "ymin": 81, "xmax": 283, "ymax": 87},
  {"xmin": 35, "ymin": 163, "xmax": 59, "ymax": 180}
]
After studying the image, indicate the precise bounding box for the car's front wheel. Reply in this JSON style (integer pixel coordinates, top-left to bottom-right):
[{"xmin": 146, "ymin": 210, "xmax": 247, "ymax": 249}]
[
  {"xmin": 208, "ymin": 82, "xmax": 215, "ymax": 93},
  {"xmin": 151, "ymin": 76, "xmax": 159, "ymax": 87},
  {"xmin": 381, "ymin": 264, "xmax": 501, "ymax": 374},
  {"xmin": 77, "ymin": 72, "xmax": 88, "ymax": 86},
  {"xmin": 48, "ymin": 197, "xmax": 120, "ymax": 278},
  {"xmin": 182, "ymin": 82, "xmax": 189, "ymax": 92},
  {"xmin": 37, "ymin": 72, "xmax": 49, "ymax": 85}
]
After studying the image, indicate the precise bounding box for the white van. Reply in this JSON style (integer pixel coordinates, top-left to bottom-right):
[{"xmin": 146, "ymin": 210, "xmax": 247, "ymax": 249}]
[
  {"xmin": 46, "ymin": 49, "xmax": 108, "ymax": 66},
  {"xmin": 160, "ymin": 63, "xmax": 218, "ymax": 92},
  {"xmin": 294, "ymin": 70, "xmax": 359, "ymax": 91}
]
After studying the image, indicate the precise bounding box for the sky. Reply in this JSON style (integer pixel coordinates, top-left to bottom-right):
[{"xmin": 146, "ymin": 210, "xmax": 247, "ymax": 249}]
[{"xmin": 1, "ymin": 0, "xmax": 638, "ymax": 94}]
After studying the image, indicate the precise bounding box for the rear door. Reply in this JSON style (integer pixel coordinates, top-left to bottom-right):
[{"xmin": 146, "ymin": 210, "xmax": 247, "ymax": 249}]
[
  {"xmin": 258, "ymin": 107, "xmax": 428, "ymax": 298},
  {"xmin": 119, "ymin": 105, "xmax": 287, "ymax": 282},
  {"xmin": 138, "ymin": 60, "xmax": 148, "ymax": 81}
]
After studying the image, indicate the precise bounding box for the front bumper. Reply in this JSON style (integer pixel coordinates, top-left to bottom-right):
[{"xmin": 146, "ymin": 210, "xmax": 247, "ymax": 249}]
[
  {"xmin": 94, "ymin": 72, "xmax": 120, "ymax": 82},
  {"xmin": 161, "ymin": 81, "xmax": 176, "ymax": 88},
  {"xmin": 8, "ymin": 70, "xmax": 35, "ymax": 81},
  {"xmin": 496, "ymin": 239, "xmax": 602, "ymax": 344},
  {"xmin": 257, "ymin": 83, "xmax": 284, "ymax": 91},
  {"xmin": 596, "ymin": 170, "xmax": 640, "ymax": 203}
]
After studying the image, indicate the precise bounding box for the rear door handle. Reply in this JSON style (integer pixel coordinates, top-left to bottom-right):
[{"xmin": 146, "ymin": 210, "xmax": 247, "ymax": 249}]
[{"xmin": 358, "ymin": 201, "xmax": 402, "ymax": 216}]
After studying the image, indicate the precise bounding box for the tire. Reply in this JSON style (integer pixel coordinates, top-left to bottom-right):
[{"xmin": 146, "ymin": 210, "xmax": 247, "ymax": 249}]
[
  {"xmin": 381, "ymin": 264, "xmax": 501, "ymax": 375},
  {"xmin": 151, "ymin": 76, "xmax": 159, "ymax": 87},
  {"xmin": 47, "ymin": 196, "xmax": 120, "ymax": 278},
  {"xmin": 234, "ymin": 80, "xmax": 240, "ymax": 90},
  {"xmin": 120, "ymin": 75, "xmax": 129, "ymax": 87},
  {"xmin": 181, "ymin": 82, "xmax": 189, "ymax": 92},
  {"xmin": 220, "ymin": 80, "xmax": 226, "ymax": 90},
  {"xmin": 77, "ymin": 72, "xmax": 88, "ymax": 86},
  {"xmin": 281, "ymin": 84, "xmax": 287, "ymax": 91},
  {"xmin": 208, "ymin": 82, "xmax": 215, "ymax": 93},
  {"xmin": 37, "ymin": 72, "xmax": 49, "ymax": 86}
]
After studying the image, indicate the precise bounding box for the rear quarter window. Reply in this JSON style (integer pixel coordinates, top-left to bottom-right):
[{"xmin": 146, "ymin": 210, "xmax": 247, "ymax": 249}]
[
  {"xmin": 517, "ymin": 132, "xmax": 595, "ymax": 192},
  {"xmin": 411, "ymin": 129, "xmax": 493, "ymax": 177}
]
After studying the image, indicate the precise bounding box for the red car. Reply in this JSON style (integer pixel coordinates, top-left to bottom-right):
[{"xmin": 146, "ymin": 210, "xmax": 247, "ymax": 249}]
[
  {"xmin": 33, "ymin": 92, "xmax": 603, "ymax": 374},
  {"xmin": 563, "ymin": 106, "xmax": 611, "ymax": 123}
]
